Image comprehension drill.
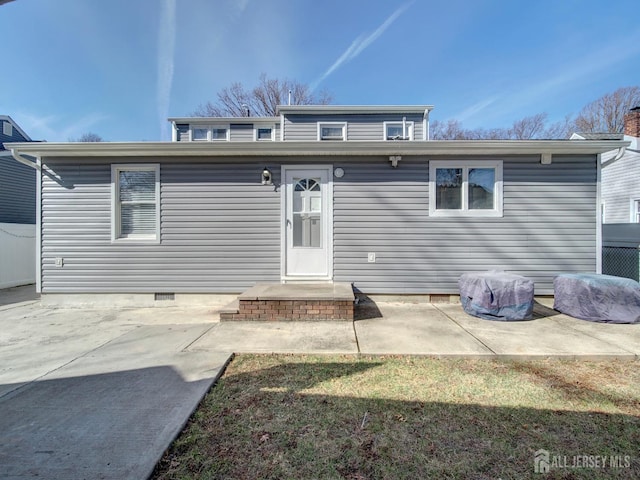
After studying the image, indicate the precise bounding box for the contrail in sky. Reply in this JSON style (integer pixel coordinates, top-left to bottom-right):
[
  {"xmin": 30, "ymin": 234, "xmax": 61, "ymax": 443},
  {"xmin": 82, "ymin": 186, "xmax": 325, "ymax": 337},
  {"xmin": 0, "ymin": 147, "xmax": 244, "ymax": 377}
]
[
  {"xmin": 311, "ymin": 1, "xmax": 413, "ymax": 91},
  {"xmin": 157, "ymin": 0, "xmax": 176, "ymax": 141}
]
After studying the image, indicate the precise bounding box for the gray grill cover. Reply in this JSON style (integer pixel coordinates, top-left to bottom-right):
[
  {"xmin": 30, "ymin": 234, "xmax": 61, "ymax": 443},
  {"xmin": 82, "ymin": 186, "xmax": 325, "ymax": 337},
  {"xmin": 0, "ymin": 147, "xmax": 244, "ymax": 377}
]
[
  {"xmin": 458, "ymin": 271, "xmax": 534, "ymax": 321},
  {"xmin": 553, "ymin": 274, "xmax": 640, "ymax": 324}
]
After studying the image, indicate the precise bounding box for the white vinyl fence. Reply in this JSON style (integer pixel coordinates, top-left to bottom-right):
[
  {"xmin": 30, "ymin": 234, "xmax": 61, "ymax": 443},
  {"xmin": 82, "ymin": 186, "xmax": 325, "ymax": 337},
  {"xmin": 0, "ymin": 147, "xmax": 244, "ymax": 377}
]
[{"xmin": 0, "ymin": 222, "xmax": 36, "ymax": 289}]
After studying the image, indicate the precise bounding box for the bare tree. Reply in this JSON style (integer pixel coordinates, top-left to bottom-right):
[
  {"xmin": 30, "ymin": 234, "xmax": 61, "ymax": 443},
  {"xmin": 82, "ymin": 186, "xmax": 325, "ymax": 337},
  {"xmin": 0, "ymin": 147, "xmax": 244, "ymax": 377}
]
[
  {"xmin": 193, "ymin": 73, "xmax": 333, "ymax": 117},
  {"xmin": 71, "ymin": 132, "xmax": 104, "ymax": 142},
  {"xmin": 432, "ymin": 112, "xmax": 579, "ymax": 140},
  {"xmin": 430, "ymin": 119, "xmax": 468, "ymax": 140},
  {"xmin": 574, "ymin": 86, "xmax": 640, "ymax": 133},
  {"xmin": 508, "ymin": 113, "xmax": 547, "ymax": 139}
]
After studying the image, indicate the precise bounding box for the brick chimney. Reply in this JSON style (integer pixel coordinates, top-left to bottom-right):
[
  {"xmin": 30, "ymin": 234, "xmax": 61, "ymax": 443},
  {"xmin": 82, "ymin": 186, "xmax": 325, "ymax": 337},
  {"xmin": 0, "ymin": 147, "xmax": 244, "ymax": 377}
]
[{"xmin": 624, "ymin": 106, "xmax": 640, "ymax": 137}]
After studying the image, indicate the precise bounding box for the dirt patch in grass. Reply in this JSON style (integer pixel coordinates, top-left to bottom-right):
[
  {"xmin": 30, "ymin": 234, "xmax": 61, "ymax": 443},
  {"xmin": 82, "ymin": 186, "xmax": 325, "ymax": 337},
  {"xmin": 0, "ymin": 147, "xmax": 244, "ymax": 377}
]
[{"xmin": 152, "ymin": 355, "xmax": 640, "ymax": 479}]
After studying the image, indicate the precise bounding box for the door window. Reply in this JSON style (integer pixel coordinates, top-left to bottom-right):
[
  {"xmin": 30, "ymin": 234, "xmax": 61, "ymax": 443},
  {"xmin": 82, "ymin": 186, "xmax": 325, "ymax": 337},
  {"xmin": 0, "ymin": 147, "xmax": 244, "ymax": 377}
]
[{"xmin": 292, "ymin": 178, "xmax": 322, "ymax": 247}]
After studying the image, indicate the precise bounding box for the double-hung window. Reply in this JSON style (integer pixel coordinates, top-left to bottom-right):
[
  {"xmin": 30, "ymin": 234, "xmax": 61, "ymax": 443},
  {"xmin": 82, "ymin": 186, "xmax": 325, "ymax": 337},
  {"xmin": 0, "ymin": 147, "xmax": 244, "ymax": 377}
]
[
  {"xmin": 112, "ymin": 164, "xmax": 160, "ymax": 243},
  {"xmin": 429, "ymin": 161, "xmax": 503, "ymax": 217},
  {"xmin": 318, "ymin": 122, "xmax": 346, "ymax": 141},
  {"xmin": 384, "ymin": 121, "xmax": 414, "ymax": 140}
]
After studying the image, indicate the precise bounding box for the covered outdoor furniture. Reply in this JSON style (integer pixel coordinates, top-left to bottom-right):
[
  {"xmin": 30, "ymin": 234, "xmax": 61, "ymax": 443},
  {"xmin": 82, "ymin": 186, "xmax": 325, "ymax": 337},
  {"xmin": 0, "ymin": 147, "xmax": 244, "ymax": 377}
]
[
  {"xmin": 553, "ymin": 273, "xmax": 640, "ymax": 324},
  {"xmin": 458, "ymin": 271, "xmax": 534, "ymax": 321}
]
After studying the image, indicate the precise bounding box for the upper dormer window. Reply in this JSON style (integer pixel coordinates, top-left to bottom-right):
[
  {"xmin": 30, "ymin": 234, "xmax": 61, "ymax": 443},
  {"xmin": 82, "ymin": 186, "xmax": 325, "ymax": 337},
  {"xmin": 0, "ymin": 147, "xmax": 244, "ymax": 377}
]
[
  {"xmin": 255, "ymin": 126, "xmax": 274, "ymax": 141},
  {"xmin": 2, "ymin": 121, "xmax": 12, "ymax": 136},
  {"xmin": 211, "ymin": 127, "xmax": 228, "ymax": 141},
  {"xmin": 192, "ymin": 127, "xmax": 208, "ymax": 141},
  {"xmin": 385, "ymin": 121, "xmax": 414, "ymax": 141},
  {"xmin": 318, "ymin": 122, "xmax": 346, "ymax": 141},
  {"xmin": 190, "ymin": 125, "xmax": 229, "ymax": 141}
]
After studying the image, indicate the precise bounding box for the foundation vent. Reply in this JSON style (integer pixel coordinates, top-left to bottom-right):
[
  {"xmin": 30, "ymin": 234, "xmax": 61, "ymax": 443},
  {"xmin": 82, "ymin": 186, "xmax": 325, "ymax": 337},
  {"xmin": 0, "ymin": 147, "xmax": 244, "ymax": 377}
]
[{"xmin": 154, "ymin": 293, "xmax": 175, "ymax": 301}]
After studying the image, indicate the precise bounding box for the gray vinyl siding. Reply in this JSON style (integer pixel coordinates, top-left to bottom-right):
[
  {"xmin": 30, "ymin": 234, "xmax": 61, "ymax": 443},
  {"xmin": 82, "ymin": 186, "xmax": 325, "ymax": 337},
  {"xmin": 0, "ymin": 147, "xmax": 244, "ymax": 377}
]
[
  {"xmin": 1, "ymin": 120, "xmax": 29, "ymax": 145},
  {"xmin": 0, "ymin": 156, "xmax": 36, "ymax": 224},
  {"xmin": 175, "ymin": 123, "xmax": 280, "ymax": 142},
  {"xmin": 40, "ymin": 158, "xmax": 281, "ymax": 293},
  {"xmin": 40, "ymin": 154, "xmax": 597, "ymax": 295},
  {"xmin": 284, "ymin": 114, "xmax": 425, "ymax": 141},
  {"xmin": 601, "ymin": 149, "xmax": 640, "ymax": 223},
  {"xmin": 230, "ymin": 124, "xmax": 254, "ymax": 141},
  {"xmin": 333, "ymin": 155, "xmax": 597, "ymax": 294}
]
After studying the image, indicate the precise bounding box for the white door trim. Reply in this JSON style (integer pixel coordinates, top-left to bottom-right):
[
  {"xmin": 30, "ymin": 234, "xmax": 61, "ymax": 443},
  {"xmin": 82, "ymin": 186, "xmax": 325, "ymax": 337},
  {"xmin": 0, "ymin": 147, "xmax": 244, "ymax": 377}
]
[{"xmin": 281, "ymin": 165, "xmax": 333, "ymax": 282}]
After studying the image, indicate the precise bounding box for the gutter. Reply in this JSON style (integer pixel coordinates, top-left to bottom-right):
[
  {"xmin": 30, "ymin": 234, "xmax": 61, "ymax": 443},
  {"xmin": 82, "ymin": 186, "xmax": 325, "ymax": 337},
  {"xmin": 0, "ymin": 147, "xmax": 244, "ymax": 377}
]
[
  {"xmin": 4, "ymin": 139, "xmax": 630, "ymax": 158},
  {"xmin": 9, "ymin": 148, "xmax": 40, "ymax": 170}
]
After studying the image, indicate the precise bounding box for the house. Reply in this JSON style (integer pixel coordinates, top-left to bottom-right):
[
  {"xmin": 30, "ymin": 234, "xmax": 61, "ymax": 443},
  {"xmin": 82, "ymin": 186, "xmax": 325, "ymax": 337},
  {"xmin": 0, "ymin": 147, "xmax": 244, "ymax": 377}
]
[
  {"xmin": 577, "ymin": 106, "xmax": 640, "ymax": 281},
  {"xmin": 0, "ymin": 116, "xmax": 36, "ymax": 288},
  {"xmin": 0, "ymin": 115, "xmax": 35, "ymax": 224},
  {"xmin": 598, "ymin": 107, "xmax": 640, "ymax": 224},
  {"xmin": 3, "ymin": 105, "xmax": 627, "ymax": 302}
]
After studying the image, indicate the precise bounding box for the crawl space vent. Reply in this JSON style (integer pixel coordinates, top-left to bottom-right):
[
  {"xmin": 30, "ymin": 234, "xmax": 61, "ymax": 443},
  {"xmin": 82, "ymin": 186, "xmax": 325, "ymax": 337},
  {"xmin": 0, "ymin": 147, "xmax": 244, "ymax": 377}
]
[{"xmin": 154, "ymin": 293, "xmax": 175, "ymax": 301}]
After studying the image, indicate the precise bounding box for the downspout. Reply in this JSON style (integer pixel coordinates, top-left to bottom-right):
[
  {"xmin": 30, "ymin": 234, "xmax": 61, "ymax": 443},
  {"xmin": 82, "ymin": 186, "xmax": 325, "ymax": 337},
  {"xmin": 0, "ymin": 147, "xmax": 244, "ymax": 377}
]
[
  {"xmin": 35, "ymin": 156, "xmax": 42, "ymax": 293},
  {"xmin": 10, "ymin": 148, "xmax": 41, "ymax": 170},
  {"xmin": 601, "ymin": 145, "xmax": 626, "ymax": 167},
  {"xmin": 596, "ymin": 153, "xmax": 602, "ymax": 274}
]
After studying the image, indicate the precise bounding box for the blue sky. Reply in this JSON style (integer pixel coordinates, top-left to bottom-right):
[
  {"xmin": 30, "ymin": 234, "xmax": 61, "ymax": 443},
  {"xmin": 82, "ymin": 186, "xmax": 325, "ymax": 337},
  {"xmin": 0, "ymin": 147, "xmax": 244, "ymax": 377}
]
[{"xmin": 1, "ymin": 0, "xmax": 639, "ymax": 142}]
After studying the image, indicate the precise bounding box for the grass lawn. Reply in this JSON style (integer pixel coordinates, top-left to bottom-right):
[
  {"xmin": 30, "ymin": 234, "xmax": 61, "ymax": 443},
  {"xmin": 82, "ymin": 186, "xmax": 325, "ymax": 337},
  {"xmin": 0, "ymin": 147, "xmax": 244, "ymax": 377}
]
[{"xmin": 152, "ymin": 355, "xmax": 640, "ymax": 479}]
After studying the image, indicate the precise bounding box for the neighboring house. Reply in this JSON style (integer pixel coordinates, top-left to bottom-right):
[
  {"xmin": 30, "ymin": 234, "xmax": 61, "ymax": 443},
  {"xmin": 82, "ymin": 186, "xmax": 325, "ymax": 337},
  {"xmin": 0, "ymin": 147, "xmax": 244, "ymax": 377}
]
[
  {"xmin": 0, "ymin": 116, "xmax": 37, "ymax": 288},
  {"xmin": 0, "ymin": 115, "xmax": 35, "ymax": 224},
  {"xmin": 572, "ymin": 107, "xmax": 640, "ymax": 224},
  {"xmin": 5, "ymin": 105, "xmax": 627, "ymax": 299},
  {"xmin": 602, "ymin": 108, "xmax": 640, "ymax": 224},
  {"xmin": 574, "ymin": 107, "xmax": 640, "ymax": 281}
]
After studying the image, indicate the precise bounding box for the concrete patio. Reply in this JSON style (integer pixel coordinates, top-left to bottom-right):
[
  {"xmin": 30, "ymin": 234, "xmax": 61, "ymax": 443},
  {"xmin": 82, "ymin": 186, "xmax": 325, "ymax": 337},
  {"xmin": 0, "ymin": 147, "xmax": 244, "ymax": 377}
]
[{"xmin": 0, "ymin": 285, "xmax": 638, "ymax": 479}]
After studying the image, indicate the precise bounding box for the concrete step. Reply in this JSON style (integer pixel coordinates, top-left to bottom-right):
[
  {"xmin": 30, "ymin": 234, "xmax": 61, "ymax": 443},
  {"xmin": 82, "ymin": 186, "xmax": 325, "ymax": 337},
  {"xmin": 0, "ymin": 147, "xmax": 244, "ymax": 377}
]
[{"xmin": 220, "ymin": 283, "xmax": 355, "ymax": 322}]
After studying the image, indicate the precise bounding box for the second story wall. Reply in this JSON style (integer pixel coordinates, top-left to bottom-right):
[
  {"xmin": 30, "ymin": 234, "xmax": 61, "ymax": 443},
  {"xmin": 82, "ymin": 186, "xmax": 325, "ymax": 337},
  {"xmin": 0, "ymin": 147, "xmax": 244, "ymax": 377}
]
[{"xmin": 283, "ymin": 113, "xmax": 426, "ymax": 141}]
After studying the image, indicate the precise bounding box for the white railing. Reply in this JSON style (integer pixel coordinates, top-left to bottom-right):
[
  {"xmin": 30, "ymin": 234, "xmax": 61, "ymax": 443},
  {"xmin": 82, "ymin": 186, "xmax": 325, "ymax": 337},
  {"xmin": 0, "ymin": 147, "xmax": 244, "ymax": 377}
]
[{"xmin": 0, "ymin": 223, "xmax": 36, "ymax": 289}]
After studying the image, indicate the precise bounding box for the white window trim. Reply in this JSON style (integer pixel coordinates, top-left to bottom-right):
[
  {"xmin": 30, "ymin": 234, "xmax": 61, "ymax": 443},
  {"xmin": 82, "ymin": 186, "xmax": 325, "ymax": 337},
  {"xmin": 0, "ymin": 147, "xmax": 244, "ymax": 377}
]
[
  {"xmin": 254, "ymin": 125, "xmax": 275, "ymax": 141},
  {"xmin": 189, "ymin": 125, "xmax": 230, "ymax": 142},
  {"xmin": 630, "ymin": 198, "xmax": 640, "ymax": 223},
  {"xmin": 384, "ymin": 121, "xmax": 414, "ymax": 141},
  {"xmin": 111, "ymin": 164, "xmax": 160, "ymax": 244},
  {"xmin": 429, "ymin": 160, "xmax": 503, "ymax": 217},
  {"xmin": 317, "ymin": 122, "xmax": 346, "ymax": 141}
]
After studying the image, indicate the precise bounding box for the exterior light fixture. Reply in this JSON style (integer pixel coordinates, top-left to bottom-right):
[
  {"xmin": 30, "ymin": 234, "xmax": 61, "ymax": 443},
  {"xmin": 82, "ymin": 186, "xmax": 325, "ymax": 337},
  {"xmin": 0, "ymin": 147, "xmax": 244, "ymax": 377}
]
[
  {"xmin": 389, "ymin": 155, "xmax": 401, "ymax": 168},
  {"xmin": 261, "ymin": 167, "xmax": 273, "ymax": 185}
]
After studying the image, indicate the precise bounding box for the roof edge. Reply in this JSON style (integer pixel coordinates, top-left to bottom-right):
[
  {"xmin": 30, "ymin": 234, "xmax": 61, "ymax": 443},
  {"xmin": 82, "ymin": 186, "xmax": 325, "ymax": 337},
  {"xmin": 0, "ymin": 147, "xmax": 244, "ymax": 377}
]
[
  {"xmin": 275, "ymin": 105, "xmax": 435, "ymax": 115},
  {"xmin": 3, "ymin": 139, "xmax": 629, "ymax": 158},
  {"xmin": 168, "ymin": 116, "xmax": 280, "ymax": 124}
]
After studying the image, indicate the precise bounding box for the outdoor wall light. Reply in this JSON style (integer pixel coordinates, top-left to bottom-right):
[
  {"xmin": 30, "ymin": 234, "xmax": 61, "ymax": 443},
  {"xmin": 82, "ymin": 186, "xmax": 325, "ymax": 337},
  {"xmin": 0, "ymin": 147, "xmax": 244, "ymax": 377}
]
[
  {"xmin": 261, "ymin": 167, "xmax": 273, "ymax": 185},
  {"xmin": 389, "ymin": 155, "xmax": 401, "ymax": 168}
]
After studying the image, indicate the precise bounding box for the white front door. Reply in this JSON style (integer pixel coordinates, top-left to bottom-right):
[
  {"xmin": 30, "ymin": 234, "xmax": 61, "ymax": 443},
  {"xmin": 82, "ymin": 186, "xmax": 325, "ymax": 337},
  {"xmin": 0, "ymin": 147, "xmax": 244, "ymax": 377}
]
[{"xmin": 283, "ymin": 166, "xmax": 332, "ymax": 279}]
